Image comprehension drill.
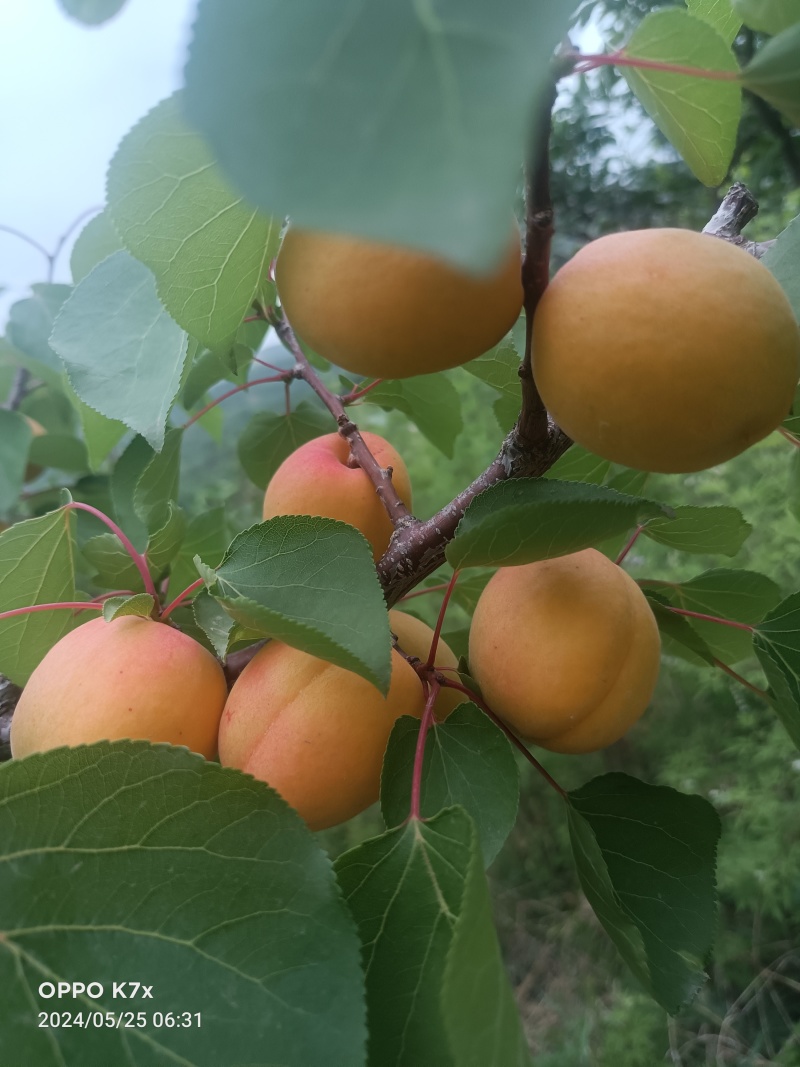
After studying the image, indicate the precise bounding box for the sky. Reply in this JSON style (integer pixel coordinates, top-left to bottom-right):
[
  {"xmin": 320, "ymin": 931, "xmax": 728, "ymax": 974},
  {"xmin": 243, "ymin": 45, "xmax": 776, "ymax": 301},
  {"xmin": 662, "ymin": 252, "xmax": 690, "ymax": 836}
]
[{"xmin": 0, "ymin": 0, "xmax": 196, "ymax": 320}]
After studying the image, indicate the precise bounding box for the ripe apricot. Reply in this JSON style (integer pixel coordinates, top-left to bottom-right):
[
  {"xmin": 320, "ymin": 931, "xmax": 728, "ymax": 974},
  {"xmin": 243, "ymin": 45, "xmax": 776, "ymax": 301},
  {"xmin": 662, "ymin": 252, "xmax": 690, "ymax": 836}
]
[
  {"xmin": 262, "ymin": 431, "xmax": 412, "ymax": 561},
  {"xmin": 468, "ymin": 549, "xmax": 660, "ymax": 754},
  {"xmin": 218, "ymin": 610, "xmax": 460, "ymax": 830},
  {"xmin": 10, "ymin": 615, "xmax": 228, "ymax": 759},
  {"xmin": 276, "ymin": 227, "xmax": 524, "ymax": 379},
  {"xmin": 532, "ymin": 229, "xmax": 800, "ymax": 473}
]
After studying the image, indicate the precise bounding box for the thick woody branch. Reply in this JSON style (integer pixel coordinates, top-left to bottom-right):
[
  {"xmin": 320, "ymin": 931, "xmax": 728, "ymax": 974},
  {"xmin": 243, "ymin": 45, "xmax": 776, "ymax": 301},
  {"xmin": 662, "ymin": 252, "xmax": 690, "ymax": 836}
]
[
  {"xmin": 270, "ymin": 311, "xmax": 413, "ymax": 527},
  {"xmin": 703, "ymin": 182, "xmax": 773, "ymax": 258}
]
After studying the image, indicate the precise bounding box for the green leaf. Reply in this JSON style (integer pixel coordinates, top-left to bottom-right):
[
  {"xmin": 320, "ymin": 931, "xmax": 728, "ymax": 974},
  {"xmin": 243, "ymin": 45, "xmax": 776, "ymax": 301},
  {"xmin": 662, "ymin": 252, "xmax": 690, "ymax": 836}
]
[
  {"xmin": 642, "ymin": 505, "xmax": 751, "ymax": 555},
  {"xmin": 0, "ymin": 411, "xmax": 32, "ymax": 512},
  {"xmin": 763, "ymin": 213, "xmax": 800, "ymax": 319},
  {"xmin": 641, "ymin": 568, "xmax": 780, "ymax": 664},
  {"xmin": 237, "ymin": 402, "xmax": 331, "ymax": 489},
  {"xmin": 754, "ymin": 591, "xmax": 800, "ymax": 748},
  {"xmin": 70, "ymin": 210, "xmax": 124, "ymax": 281},
  {"xmin": 209, "ymin": 516, "xmax": 392, "ymax": 693},
  {"xmin": 181, "ymin": 342, "xmax": 253, "ymax": 410},
  {"xmin": 0, "ymin": 510, "xmax": 78, "ymax": 685},
  {"xmin": 7, "ymin": 284, "xmax": 72, "ymax": 375},
  {"xmin": 109, "ymin": 435, "xmax": 154, "ymax": 549},
  {"xmin": 644, "ymin": 590, "xmax": 717, "ymax": 666},
  {"xmin": 363, "ymin": 375, "xmax": 464, "ymax": 459},
  {"xmin": 0, "ymin": 743, "xmax": 367, "ymax": 1066},
  {"xmin": 27, "ymin": 432, "xmax": 90, "ymax": 475},
  {"xmin": 56, "ymin": 0, "xmax": 128, "ymax": 25},
  {"xmin": 621, "ymin": 9, "xmax": 741, "ymax": 185},
  {"xmin": 168, "ymin": 507, "xmax": 229, "ymax": 598},
  {"xmin": 64, "ymin": 380, "xmax": 128, "ymax": 472},
  {"xmin": 544, "ymin": 444, "xmax": 612, "ymax": 485},
  {"xmin": 447, "ymin": 479, "xmax": 671, "ymax": 570},
  {"xmin": 83, "ymin": 533, "xmax": 144, "ymax": 592},
  {"xmin": 108, "ymin": 93, "xmax": 280, "ymax": 348},
  {"xmin": 184, "ymin": 0, "xmax": 577, "ymax": 271},
  {"xmin": 687, "ymin": 0, "xmax": 742, "ymax": 44},
  {"xmin": 732, "ymin": 0, "xmax": 800, "ymax": 34},
  {"xmin": 462, "ymin": 337, "xmax": 521, "ymax": 404},
  {"xmin": 133, "ymin": 427, "xmax": 183, "ymax": 522},
  {"xmin": 568, "ymin": 773, "xmax": 721, "ymax": 1013},
  {"xmin": 742, "ymin": 22, "xmax": 800, "ymax": 125},
  {"xmin": 193, "ymin": 588, "xmax": 237, "ymax": 657},
  {"xmin": 49, "ymin": 251, "xmax": 188, "ymax": 450},
  {"xmin": 381, "ymin": 705, "xmax": 519, "ymax": 867},
  {"xmin": 102, "ymin": 592, "xmax": 157, "ymax": 621},
  {"xmin": 335, "ymin": 808, "xmax": 530, "ymax": 1067}
]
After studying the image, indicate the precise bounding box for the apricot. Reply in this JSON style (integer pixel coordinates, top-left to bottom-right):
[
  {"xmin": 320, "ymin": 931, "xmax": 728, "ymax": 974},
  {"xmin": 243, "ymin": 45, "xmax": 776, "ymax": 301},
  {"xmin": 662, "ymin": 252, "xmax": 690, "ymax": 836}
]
[
  {"xmin": 10, "ymin": 615, "xmax": 228, "ymax": 759},
  {"xmin": 468, "ymin": 549, "xmax": 660, "ymax": 754},
  {"xmin": 276, "ymin": 227, "xmax": 524, "ymax": 379},
  {"xmin": 218, "ymin": 610, "xmax": 461, "ymax": 830},
  {"xmin": 262, "ymin": 431, "xmax": 412, "ymax": 561},
  {"xmin": 532, "ymin": 228, "xmax": 800, "ymax": 473}
]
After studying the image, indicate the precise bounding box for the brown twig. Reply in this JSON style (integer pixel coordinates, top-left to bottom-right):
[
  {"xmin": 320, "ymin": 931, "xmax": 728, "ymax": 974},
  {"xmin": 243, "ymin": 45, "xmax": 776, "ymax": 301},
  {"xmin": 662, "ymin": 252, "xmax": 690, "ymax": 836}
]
[{"xmin": 703, "ymin": 182, "xmax": 773, "ymax": 258}]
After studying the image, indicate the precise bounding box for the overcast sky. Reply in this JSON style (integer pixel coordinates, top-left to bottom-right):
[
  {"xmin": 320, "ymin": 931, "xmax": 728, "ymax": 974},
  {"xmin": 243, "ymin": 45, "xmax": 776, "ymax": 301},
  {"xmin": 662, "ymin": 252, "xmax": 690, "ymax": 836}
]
[{"xmin": 0, "ymin": 0, "xmax": 196, "ymax": 320}]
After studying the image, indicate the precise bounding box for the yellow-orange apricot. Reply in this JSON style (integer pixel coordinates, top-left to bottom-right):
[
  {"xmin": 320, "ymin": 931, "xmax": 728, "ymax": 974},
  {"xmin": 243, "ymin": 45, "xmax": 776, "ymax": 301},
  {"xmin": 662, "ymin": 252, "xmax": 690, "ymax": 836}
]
[
  {"xmin": 10, "ymin": 615, "xmax": 228, "ymax": 759},
  {"xmin": 218, "ymin": 610, "xmax": 461, "ymax": 831},
  {"xmin": 532, "ymin": 228, "xmax": 800, "ymax": 473},
  {"xmin": 276, "ymin": 227, "xmax": 524, "ymax": 379},
  {"xmin": 468, "ymin": 549, "xmax": 660, "ymax": 754},
  {"xmin": 262, "ymin": 431, "xmax": 412, "ymax": 561}
]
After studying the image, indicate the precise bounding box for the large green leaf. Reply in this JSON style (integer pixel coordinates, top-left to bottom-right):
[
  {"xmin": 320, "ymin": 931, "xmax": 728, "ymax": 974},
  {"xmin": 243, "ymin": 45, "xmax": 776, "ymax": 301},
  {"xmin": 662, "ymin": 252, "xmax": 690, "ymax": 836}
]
[
  {"xmin": 0, "ymin": 510, "xmax": 79, "ymax": 685},
  {"xmin": 108, "ymin": 93, "xmax": 280, "ymax": 348},
  {"xmin": 381, "ymin": 705, "xmax": 519, "ymax": 867},
  {"xmin": 568, "ymin": 773, "xmax": 721, "ymax": 1014},
  {"xmin": 688, "ymin": 0, "xmax": 742, "ymax": 43},
  {"xmin": 184, "ymin": 0, "xmax": 576, "ymax": 271},
  {"xmin": 754, "ymin": 591, "xmax": 800, "ymax": 748},
  {"xmin": 621, "ymin": 9, "xmax": 741, "ymax": 185},
  {"xmin": 742, "ymin": 22, "xmax": 800, "ymax": 125},
  {"xmin": 237, "ymin": 403, "xmax": 331, "ymax": 489},
  {"xmin": 70, "ymin": 210, "xmax": 124, "ymax": 281},
  {"xmin": 335, "ymin": 808, "xmax": 531, "ymax": 1067},
  {"xmin": 0, "ymin": 743, "xmax": 367, "ymax": 1067},
  {"xmin": 363, "ymin": 374, "xmax": 464, "ymax": 459},
  {"xmin": 642, "ymin": 505, "xmax": 751, "ymax": 555},
  {"xmin": 49, "ymin": 251, "xmax": 188, "ymax": 450},
  {"xmin": 207, "ymin": 516, "xmax": 392, "ymax": 693},
  {"xmin": 763, "ymin": 213, "xmax": 800, "ymax": 319},
  {"xmin": 733, "ymin": 0, "xmax": 800, "ymax": 34},
  {"xmin": 446, "ymin": 479, "xmax": 670, "ymax": 569}
]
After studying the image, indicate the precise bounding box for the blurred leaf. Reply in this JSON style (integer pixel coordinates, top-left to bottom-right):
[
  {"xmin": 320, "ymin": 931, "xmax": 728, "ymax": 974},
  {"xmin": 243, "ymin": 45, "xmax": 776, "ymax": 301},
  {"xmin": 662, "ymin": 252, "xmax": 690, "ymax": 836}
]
[
  {"xmin": 133, "ymin": 427, "xmax": 183, "ymax": 522},
  {"xmin": 237, "ymin": 402, "xmax": 331, "ymax": 489},
  {"xmin": 763, "ymin": 213, "xmax": 800, "ymax": 319},
  {"xmin": 0, "ymin": 510, "xmax": 78, "ymax": 685},
  {"xmin": 50, "ymin": 251, "xmax": 188, "ymax": 450},
  {"xmin": 0, "ymin": 743, "xmax": 367, "ymax": 1065},
  {"xmin": 0, "ymin": 411, "xmax": 32, "ymax": 513},
  {"xmin": 108, "ymin": 93, "xmax": 280, "ymax": 348},
  {"xmin": 28, "ymin": 432, "xmax": 90, "ymax": 475},
  {"xmin": 754, "ymin": 591, "xmax": 800, "ymax": 748},
  {"xmin": 70, "ymin": 210, "xmax": 123, "ymax": 281},
  {"xmin": 168, "ymin": 507, "xmax": 229, "ymax": 599},
  {"xmin": 688, "ymin": 0, "xmax": 742, "ymax": 43},
  {"xmin": 102, "ymin": 592, "xmax": 156, "ymax": 621},
  {"xmin": 462, "ymin": 337, "xmax": 521, "ymax": 401},
  {"xmin": 208, "ymin": 516, "xmax": 392, "ymax": 693},
  {"xmin": 742, "ymin": 22, "xmax": 800, "ymax": 125},
  {"xmin": 545, "ymin": 444, "xmax": 612, "ymax": 485},
  {"xmin": 181, "ymin": 344, "xmax": 252, "ymax": 411},
  {"xmin": 790, "ymin": 448, "xmax": 800, "ymax": 521},
  {"xmin": 7, "ymin": 284, "xmax": 72, "ymax": 372},
  {"xmin": 364, "ymin": 375, "xmax": 463, "ymax": 459},
  {"xmin": 447, "ymin": 479, "xmax": 670, "ymax": 569},
  {"xmin": 184, "ymin": 0, "xmax": 576, "ymax": 270},
  {"xmin": 381, "ymin": 705, "xmax": 519, "ymax": 866},
  {"xmin": 56, "ymin": 0, "xmax": 128, "ymax": 25},
  {"xmin": 83, "ymin": 533, "xmax": 143, "ymax": 591},
  {"xmin": 568, "ymin": 773, "xmax": 721, "ymax": 1013},
  {"xmin": 732, "ymin": 0, "xmax": 800, "ymax": 34},
  {"xmin": 642, "ymin": 505, "xmax": 751, "ymax": 555},
  {"xmin": 63, "ymin": 380, "xmax": 128, "ymax": 471},
  {"xmin": 110, "ymin": 435, "xmax": 154, "ymax": 549},
  {"xmin": 335, "ymin": 808, "xmax": 531, "ymax": 1067},
  {"xmin": 621, "ymin": 9, "xmax": 741, "ymax": 185}
]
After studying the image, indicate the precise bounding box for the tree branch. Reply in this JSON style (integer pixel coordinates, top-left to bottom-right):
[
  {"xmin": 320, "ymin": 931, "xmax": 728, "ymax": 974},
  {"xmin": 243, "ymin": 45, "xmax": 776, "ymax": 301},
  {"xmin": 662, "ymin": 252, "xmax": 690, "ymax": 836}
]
[{"xmin": 703, "ymin": 182, "xmax": 773, "ymax": 258}]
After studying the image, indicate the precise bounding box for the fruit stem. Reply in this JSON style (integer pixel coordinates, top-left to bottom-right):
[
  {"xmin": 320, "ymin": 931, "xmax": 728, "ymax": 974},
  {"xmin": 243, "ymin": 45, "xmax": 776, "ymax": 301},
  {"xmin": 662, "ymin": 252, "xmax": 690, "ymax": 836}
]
[
  {"xmin": 567, "ymin": 51, "xmax": 741, "ymax": 81},
  {"xmin": 182, "ymin": 374, "xmax": 291, "ymax": 430},
  {"xmin": 438, "ymin": 676, "xmax": 568, "ymax": 800},
  {"xmin": 66, "ymin": 502, "xmax": 158, "ymax": 601},
  {"xmin": 615, "ymin": 524, "xmax": 645, "ymax": 565},
  {"xmin": 341, "ymin": 379, "xmax": 384, "ymax": 404},
  {"xmin": 779, "ymin": 426, "xmax": 800, "ymax": 449},
  {"xmin": 0, "ymin": 602, "xmax": 103, "ymax": 622},
  {"xmin": 713, "ymin": 657, "xmax": 769, "ymax": 698},
  {"xmin": 409, "ymin": 680, "xmax": 439, "ymax": 821},
  {"xmin": 160, "ymin": 578, "xmax": 206, "ymax": 620},
  {"xmin": 426, "ymin": 571, "xmax": 459, "ymax": 669},
  {"xmin": 666, "ymin": 606, "xmax": 754, "ymax": 632}
]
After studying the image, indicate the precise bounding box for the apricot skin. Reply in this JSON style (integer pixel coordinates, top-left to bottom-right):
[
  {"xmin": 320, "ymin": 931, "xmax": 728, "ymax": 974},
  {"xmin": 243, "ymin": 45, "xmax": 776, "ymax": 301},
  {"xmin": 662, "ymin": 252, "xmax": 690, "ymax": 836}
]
[
  {"xmin": 218, "ymin": 610, "xmax": 461, "ymax": 831},
  {"xmin": 262, "ymin": 431, "xmax": 412, "ymax": 561},
  {"xmin": 532, "ymin": 229, "xmax": 800, "ymax": 473},
  {"xmin": 276, "ymin": 228, "xmax": 524, "ymax": 379},
  {"xmin": 10, "ymin": 616, "xmax": 228, "ymax": 759},
  {"xmin": 468, "ymin": 549, "xmax": 661, "ymax": 754}
]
